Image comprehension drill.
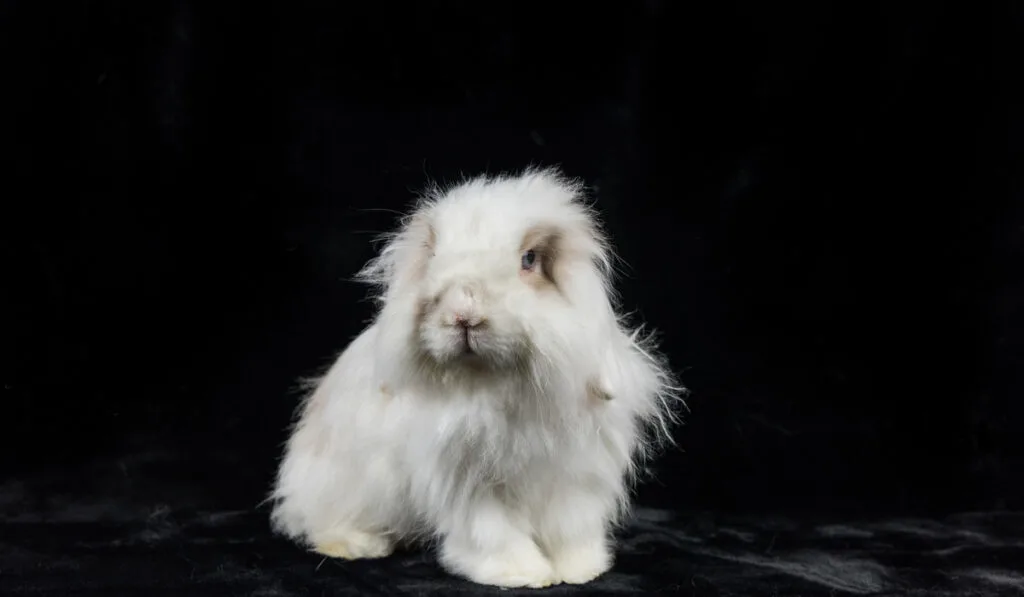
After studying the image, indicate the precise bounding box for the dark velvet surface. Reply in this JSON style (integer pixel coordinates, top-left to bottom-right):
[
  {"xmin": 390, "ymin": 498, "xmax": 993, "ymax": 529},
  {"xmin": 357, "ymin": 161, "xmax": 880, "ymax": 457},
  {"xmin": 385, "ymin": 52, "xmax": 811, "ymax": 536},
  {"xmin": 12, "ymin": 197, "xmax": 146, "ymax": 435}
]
[
  {"xmin": 3, "ymin": 1, "xmax": 1024, "ymax": 595},
  {"xmin": 4, "ymin": 446, "xmax": 1024, "ymax": 596}
]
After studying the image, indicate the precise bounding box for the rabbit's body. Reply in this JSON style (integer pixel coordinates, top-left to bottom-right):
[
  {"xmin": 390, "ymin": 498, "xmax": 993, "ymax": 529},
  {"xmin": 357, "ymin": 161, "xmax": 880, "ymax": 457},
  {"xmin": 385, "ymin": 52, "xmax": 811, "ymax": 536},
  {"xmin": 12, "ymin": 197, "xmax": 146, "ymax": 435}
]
[{"xmin": 270, "ymin": 168, "xmax": 682, "ymax": 588}]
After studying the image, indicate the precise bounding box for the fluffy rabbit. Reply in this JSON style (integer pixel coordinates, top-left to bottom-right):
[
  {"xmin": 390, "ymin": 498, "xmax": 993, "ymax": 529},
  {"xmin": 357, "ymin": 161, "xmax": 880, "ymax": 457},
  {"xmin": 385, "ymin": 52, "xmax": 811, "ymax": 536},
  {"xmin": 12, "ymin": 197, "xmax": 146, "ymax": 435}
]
[{"xmin": 269, "ymin": 167, "xmax": 683, "ymax": 588}]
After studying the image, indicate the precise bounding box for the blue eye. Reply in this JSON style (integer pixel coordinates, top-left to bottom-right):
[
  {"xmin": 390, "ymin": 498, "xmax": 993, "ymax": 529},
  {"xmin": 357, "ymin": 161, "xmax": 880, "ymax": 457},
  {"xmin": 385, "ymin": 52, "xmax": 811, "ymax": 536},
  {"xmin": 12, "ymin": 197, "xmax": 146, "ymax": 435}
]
[{"xmin": 521, "ymin": 249, "xmax": 537, "ymax": 270}]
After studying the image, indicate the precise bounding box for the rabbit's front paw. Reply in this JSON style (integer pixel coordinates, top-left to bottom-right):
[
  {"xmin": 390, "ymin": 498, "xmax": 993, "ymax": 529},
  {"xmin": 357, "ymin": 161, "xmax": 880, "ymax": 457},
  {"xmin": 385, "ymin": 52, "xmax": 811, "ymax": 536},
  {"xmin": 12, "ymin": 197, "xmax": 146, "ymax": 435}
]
[
  {"xmin": 550, "ymin": 539, "xmax": 612, "ymax": 585},
  {"xmin": 465, "ymin": 545, "xmax": 558, "ymax": 589},
  {"xmin": 311, "ymin": 530, "xmax": 394, "ymax": 560}
]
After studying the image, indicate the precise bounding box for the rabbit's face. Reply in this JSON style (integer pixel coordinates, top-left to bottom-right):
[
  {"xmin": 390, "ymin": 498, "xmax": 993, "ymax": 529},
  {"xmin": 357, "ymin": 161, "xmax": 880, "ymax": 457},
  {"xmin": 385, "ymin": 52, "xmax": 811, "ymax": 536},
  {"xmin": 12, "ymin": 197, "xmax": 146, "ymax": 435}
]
[
  {"xmin": 361, "ymin": 168, "xmax": 617, "ymax": 373},
  {"xmin": 415, "ymin": 217, "xmax": 562, "ymax": 368}
]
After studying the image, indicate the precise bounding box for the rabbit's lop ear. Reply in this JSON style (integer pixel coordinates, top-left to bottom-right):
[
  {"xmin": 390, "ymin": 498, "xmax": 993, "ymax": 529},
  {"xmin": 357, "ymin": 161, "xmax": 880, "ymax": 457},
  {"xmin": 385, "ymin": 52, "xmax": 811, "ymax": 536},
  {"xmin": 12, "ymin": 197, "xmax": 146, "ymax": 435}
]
[
  {"xmin": 358, "ymin": 208, "xmax": 436, "ymax": 301},
  {"xmin": 558, "ymin": 218, "xmax": 614, "ymax": 295}
]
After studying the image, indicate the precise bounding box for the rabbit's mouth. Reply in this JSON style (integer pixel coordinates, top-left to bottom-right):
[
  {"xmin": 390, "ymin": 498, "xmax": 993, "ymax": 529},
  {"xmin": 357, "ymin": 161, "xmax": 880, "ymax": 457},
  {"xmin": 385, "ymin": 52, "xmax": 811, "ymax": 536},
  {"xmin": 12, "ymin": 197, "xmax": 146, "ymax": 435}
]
[{"xmin": 454, "ymin": 326, "xmax": 484, "ymax": 359}]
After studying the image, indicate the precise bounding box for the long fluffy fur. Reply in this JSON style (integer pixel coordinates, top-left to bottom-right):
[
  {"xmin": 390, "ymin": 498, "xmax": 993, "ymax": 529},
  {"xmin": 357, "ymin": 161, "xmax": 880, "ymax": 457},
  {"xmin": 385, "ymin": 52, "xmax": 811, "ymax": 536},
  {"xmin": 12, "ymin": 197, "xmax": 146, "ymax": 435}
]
[{"xmin": 269, "ymin": 167, "xmax": 684, "ymax": 588}]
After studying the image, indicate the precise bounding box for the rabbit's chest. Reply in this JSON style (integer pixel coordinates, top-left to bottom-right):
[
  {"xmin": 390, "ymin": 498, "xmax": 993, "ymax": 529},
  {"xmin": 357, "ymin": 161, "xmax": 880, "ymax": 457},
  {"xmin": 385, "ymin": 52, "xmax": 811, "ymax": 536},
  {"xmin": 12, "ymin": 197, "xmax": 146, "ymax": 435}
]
[{"xmin": 404, "ymin": 393, "xmax": 572, "ymax": 476}]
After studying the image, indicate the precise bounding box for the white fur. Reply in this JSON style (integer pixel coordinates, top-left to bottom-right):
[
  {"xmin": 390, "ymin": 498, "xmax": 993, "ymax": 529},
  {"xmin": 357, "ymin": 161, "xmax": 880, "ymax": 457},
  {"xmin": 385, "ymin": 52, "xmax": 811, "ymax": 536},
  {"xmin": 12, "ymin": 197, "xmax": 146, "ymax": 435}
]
[{"xmin": 269, "ymin": 167, "xmax": 683, "ymax": 588}]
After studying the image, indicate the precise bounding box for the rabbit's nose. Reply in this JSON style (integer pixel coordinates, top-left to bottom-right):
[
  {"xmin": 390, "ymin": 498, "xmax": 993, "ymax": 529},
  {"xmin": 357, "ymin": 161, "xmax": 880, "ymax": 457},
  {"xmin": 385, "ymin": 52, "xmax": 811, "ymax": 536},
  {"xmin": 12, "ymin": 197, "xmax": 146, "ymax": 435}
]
[{"xmin": 452, "ymin": 313, "xmax": 485, "ymax": 329}]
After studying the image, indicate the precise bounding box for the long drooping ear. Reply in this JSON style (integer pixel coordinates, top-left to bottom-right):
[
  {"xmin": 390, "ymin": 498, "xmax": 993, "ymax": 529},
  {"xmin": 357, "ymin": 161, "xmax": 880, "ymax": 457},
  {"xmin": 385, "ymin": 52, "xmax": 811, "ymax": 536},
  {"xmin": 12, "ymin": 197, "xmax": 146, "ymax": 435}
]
[
  {"xmin": 355, "ymin": 206, "xmax": 436, "ymax": 303},
  {"xmin": 562, "ymin": 214, "xmax": 615, "ymax": 294}
]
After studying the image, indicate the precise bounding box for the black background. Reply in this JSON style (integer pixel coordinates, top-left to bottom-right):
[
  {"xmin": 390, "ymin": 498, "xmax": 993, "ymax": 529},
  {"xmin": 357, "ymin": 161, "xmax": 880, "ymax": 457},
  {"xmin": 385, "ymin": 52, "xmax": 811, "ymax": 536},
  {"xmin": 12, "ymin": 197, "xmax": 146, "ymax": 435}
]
[{"xmin": 3, "ymin": 0, "xmax": 1023, "ymax": 559}]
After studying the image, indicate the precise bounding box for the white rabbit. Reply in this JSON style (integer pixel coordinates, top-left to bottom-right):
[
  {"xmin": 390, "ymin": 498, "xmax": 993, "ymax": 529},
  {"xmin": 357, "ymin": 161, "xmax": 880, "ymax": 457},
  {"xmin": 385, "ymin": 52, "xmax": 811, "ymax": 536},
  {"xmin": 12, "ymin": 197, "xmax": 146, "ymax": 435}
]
[{"xmin": 269, "ymin": 167, "xmax": 683, "ymax": 588}]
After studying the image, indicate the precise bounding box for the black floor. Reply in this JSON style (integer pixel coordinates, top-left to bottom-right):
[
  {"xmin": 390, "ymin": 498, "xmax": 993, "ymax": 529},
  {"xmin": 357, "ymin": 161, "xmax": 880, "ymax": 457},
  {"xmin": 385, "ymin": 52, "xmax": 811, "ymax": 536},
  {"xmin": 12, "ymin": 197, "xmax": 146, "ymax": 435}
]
[{"xmin": 3, "ymin": 445, "xmax": 1022, "ymax": 597}]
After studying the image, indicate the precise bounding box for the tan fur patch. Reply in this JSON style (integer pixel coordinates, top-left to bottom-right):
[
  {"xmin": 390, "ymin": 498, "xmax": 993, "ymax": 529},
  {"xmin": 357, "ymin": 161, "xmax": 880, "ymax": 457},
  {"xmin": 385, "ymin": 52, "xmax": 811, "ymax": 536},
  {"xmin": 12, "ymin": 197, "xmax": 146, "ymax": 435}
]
[
  {"xmin": 519, "ymin": 225, "xmax": 562, "ymax": 291},
  {"xmin": 424, "ymin": 221, "xmax": 436, "ymax": 254},
  {"xmin": 586, "ymin": 379, "xmax": 613, "ymax": 402},
  {"xmin": 414, "ymin": 295, "xmax": 436, "ymax": 328},
  {"xmin": 403, "ymin": 214, "xmax": 436, "ymax": 283}
]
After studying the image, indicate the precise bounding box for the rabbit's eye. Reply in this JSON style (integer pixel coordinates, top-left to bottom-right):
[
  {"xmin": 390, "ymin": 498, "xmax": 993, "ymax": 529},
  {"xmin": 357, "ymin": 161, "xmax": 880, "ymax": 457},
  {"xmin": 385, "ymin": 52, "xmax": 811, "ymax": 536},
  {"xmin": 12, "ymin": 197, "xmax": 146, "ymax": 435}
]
[{"xmin": 521, "ymin": 249, "xmax": 537, "ymax": 271}]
